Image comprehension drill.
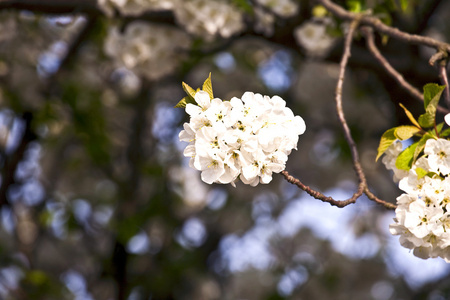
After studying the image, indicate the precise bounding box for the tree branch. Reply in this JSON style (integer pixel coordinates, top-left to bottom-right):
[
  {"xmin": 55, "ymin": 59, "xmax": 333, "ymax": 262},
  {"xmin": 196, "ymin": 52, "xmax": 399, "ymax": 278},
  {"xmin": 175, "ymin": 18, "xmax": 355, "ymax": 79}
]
[
  {"xmin": 335, "ymin": 19, "xmax": 365, "ymax": 187},
  {"xmin": 361, "ymin": 27, "xmax": 450, "ymax": 115},
  {"xmin": 317, "ymin": 0, "xmax": 450, "ymax": 53},
  {"xmin": 430, "ymin": 51, "xmax": 450, "ymax": 109},
  {"xmin": 361, "ymin": 27, "xmax": 423, "ymax": 103},
  {"xmin": 438, "ymin": 63, "xmax": 450, "ymax": 109},
  {"xmin": 282, "ymin": 18, "xmax": 396, "ymax": 210},
  {"xmin": 0, "ymin": 112, "xmax": 37, "ymax": 208}
]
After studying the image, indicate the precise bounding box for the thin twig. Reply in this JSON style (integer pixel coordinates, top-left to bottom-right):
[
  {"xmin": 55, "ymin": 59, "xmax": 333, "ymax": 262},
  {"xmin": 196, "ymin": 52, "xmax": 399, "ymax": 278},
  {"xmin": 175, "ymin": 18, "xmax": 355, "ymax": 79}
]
[
  {"xmin": 362, "ymin": 27, "xmax": 450, "ymax": 114},
  {"xmin": 282, "ymin": 18, "xmax": 396, "ymax": 210},
  {"xmin": 361, "ymin": 27, "xmax": 423, "ymax": 103},
  {"xmin": 364, "ymin": 187, "xmax": 396, "ymax": 209},
  {"xmin": 429, "ymin": 50, "xmax": 447, "ymax": 67},
  {"xmin": 281, "ymin": 19, "xmax": 362, "ymax": 208},
  {"xmin": 335, "ymin": 19, "xmax": 366, "ymax": 187},
  {"xmin": 440, "ymin": 66, "xmax": 450, "ymax": 108},
  {"xmin": 281, "ymin": 171, "xmax": 361, "ymax": 207},
  {"xmin": 429, "ymin": 50, "xmax": 450, "ymax": 109},
  {"xmin": 439, "ymin": 63, "xmax": 450, "ymax": 109}
]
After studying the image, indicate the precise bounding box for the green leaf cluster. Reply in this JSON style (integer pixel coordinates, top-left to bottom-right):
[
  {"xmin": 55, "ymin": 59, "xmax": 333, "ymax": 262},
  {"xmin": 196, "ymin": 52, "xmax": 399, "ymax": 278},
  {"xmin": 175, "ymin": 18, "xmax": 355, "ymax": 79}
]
[
  {"xmin": 175, "ymin": 73, "xmax": 214, "ymax": 108},
  {"xmin": 376, "ymin": 83, "xmax": 448, "ymax": 171}
]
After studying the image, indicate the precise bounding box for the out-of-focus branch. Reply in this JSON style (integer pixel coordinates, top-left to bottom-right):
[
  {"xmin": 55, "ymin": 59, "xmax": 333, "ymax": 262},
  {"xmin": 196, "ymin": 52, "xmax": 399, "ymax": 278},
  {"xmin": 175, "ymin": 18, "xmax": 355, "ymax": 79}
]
[
  {"xmin": 0, "ymin": 112, "xmax": 37, "ymax": 208},
  {"xmin": 46, "ymin": 16, "xmax": 98, "ymax": 84},
  {"xmin": 0, "ymin": 0, "xmax": 99, "ymax": 15}
]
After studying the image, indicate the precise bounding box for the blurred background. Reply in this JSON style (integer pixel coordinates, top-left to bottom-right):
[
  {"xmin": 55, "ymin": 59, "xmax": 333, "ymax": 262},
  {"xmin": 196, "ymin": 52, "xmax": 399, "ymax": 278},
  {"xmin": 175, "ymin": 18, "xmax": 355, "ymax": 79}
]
[{"xmin": 1, "ymin": 0, "xmax": 450, "ymax": 299}]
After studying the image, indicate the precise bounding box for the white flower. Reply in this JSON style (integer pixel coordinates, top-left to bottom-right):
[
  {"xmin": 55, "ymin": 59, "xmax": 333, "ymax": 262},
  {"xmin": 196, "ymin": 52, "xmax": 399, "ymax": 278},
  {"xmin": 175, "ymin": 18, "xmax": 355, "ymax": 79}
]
[
  {"xmin": 255, "ymin": 0, "xmax": 299, "ymax": 17},
  {"xmin": 445, "ymin": 113, "xmax": 450, "ymax": 127},
  {"xmin": 98, "ymin": 0, "xmax": 176, "ymax": 17},
  {"xmin": 424, "ymin": 138, "xmax": 450, "ymax": 175},
  {"xmin": 253, "ymin": 7, "xmax": 275, "ymax": 36},
  {"xmin": 179, "ymin": 91, "xmax": 305, "ymax": 186},
  {"xmin": 174, "ymin": 0, "xmax": 244, "ymax": 40},
  {"xmin": 104, "ymin": 22, "xmax": 190, "ymax": 80},
  {"xmin": 381, "ymin": 141, "xmax": 408, "ymax": 182},
  {"xmin": 389, "ymin": 146, "xmax": 450, "ymax": 262},
  {"xmin": 294, "ymin": 20, "xmax": 336, "ymax": 58}
]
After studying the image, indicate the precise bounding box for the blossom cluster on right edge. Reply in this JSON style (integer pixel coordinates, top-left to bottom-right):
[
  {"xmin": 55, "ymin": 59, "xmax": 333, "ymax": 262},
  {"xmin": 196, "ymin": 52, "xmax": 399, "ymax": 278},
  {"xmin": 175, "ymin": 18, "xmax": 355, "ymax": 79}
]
[
  {"xmin": 377, "ymin": 83, "xmax": 450, "ymax": 262},
  {"xmin": 384, "ymin": 139, "xmax": 450, "ymax": 262}
]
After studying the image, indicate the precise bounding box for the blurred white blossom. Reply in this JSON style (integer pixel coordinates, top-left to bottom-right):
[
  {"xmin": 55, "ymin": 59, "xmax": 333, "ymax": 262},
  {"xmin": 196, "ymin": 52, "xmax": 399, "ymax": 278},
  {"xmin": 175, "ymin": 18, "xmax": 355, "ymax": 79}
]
[
  {"xmin": 253, "ymin": 7, "xmax": 275, "ymax": 37},
  {"xmin": 179, "ymin": 91, "xmax": 306, "ymax": 186},
  {"xmin": 294, "ymin": 20, "xmax": 336, "ymax": 58},
  {"xmin": 255, "ymin": 0, "xmax": 299, "ymax": 17},
  {"xmin": 98, "ymin": 0, "xmax": 244, "ymax": 40},
  {"xmin": 174, "ymin": 0, "xmax": 244, "ymax": 39},
  {"xmin": 104, "ymin": 21, "xmax": 190, "ymax": 80},
  {"xmin": 98, "ymin": 0, "xmax": 176, "ymax": 16}
]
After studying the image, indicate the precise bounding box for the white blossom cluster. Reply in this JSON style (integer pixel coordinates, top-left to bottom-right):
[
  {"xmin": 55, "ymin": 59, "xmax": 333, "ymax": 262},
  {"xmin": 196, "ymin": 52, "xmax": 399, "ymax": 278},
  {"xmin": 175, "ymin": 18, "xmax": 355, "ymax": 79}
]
[
  {"xmin": 294, "ymin": 19, "xmax": 337, "ymax": 58},
  {"xmin": 179, "ymin": 91, "xmax": 306, "ymax": 186},
  {"xmin": 255, "ymin": 0, "xmax": 299, "ymax": 17},
  {"xmin": 98, "ymin": 0, "xmax": 244, "ymax": 39},
  {"xmin": 173, "ymin": 0, "xmax": 244, "ymax": 39},
  {"xmin": 384, "ymin": 138, "xmax": 450, "ymax": 262},
  {"xmin": 98, "ymin": 0, "xmax": 175, "ymax": 16},
  {"xmin": 104, "ymin": 22, "xmax": 190, "ymax": 80}
]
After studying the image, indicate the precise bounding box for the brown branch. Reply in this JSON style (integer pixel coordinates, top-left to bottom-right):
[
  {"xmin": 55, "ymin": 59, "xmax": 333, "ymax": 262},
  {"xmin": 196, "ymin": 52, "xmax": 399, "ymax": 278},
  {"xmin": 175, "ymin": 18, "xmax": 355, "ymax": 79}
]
[
  {"xmin": 335, "ymin": 19, "xmax": 365, "ymax": 187},
  {"xmin": 282, "ymin": 18, "xmax": 396, "ymax": 210},
  {"xmin": 281, "ymin": 19, "xmax": 362, "ymax": 209},
  {"xmin": 429, "ymin": 50, "xmax": 450, "ymax": 110},
  {"xmin": 364, "ymin": 187, "xmax": 396, "ymax": 210},
  {"xmin": 361, "ymin": 27, "xmax": 423, "ymax": 103},
  {"xmin": 281, "ymin": 170, "xmax": 361, "ymax": 207},
  {"xmin": 430, "ymin": 52, "xmax": 450, "ymax": 109},
  {"xmin": 361, "ymin": 27, "xmax": 450, "ymax": 115},
  {"xmin": 317, "ymin": 0, "xmax": 450, "ymax": 53},
  {"xmin": 439, "ymin": 64, "xmax": 450, "ymax": 109}
]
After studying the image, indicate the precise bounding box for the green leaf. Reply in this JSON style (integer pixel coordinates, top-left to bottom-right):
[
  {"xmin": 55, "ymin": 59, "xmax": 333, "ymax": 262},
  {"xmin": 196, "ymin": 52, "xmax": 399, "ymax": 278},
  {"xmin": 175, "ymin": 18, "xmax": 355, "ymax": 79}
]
[
  {"xmin": 436, "ymin": 122, "xmax": 444, "ymax": 134},
  {"xmin": 415, "ymin": 167, "xmax": 428, "ymax": 179},
  {"xmin": 396, "ymin": 141, "xmax": 419, "ymax": 171},
  {"xmin": 423, "ymin": 83, "xmax": 445, "ymax": 110},
  {"xmin": 376, "ymin": 127, "xmax": 397, "ymax": 161},
  {"xmin": 399, "ymin": 103, "xmax": 421, "ymax": 128},
  {"xmin": 174, "ymin": 96, "xmax": 196, "ymax": 108},
  {"xmin": 394, "ymin": 125, "xmax": 420, "ymax": 140},
  {"xmin": 418, "ymin": 111, "xmax": 435, "ymax": 128},
  {"xmin": 231, "ymin": 0, "xmax": 253, "ymax": 14},
  {"xmin": 440, "ymin": 127, "xmax": 450, "ymax": 138},
  {"xmin": 202, "ymin": 73, "xmax": 214, "ymax": 100},
  {"xmin": 413, "ymin": 133, "xmax": 433, "ymax": 161},
  {"xmin": 346, "ymin": 0, "xmax": 363, "ymax": 12},
  {"xmin": 182, "ymin": 81, "xmax": 197, "ymax": 99}
]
